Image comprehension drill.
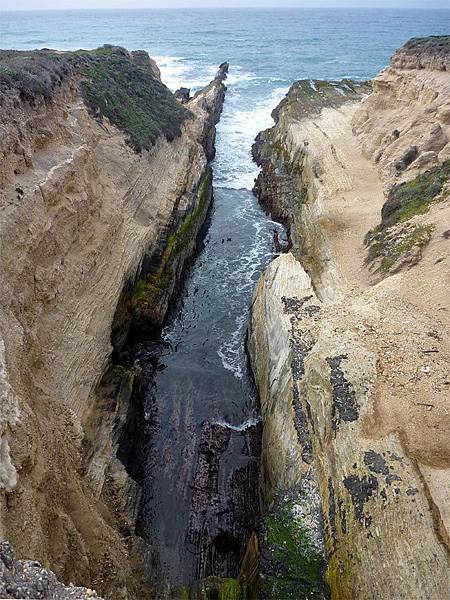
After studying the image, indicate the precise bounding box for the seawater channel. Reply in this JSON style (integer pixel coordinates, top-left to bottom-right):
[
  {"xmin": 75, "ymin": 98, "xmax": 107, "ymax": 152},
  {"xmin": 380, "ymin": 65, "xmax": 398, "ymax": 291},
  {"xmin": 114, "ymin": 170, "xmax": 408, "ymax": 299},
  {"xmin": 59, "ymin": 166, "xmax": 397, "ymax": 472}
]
[{"xmin": 124, "ymin": 69, "xmax": 286, "ymax": 589}]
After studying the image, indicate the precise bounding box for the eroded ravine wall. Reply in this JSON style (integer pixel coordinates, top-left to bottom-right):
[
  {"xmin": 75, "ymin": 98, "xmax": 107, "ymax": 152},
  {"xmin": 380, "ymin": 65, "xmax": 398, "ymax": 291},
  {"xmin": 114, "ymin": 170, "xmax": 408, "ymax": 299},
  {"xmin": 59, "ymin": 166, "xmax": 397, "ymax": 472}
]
[{"xmin": 0, "ymin": 47, "xmax": 227, "ymax": 598}]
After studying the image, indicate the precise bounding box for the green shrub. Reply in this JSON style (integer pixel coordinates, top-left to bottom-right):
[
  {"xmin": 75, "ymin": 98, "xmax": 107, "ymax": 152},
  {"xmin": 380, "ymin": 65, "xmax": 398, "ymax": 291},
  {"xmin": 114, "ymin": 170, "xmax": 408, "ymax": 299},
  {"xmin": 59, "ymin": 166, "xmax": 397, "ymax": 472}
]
[
  {"xmin": 0, "ymin": 46, "xmax": 192, "ymax": 152},
  {"xmin": 381, "ymin": 161, "xmax": 450, "ymax": 229}
]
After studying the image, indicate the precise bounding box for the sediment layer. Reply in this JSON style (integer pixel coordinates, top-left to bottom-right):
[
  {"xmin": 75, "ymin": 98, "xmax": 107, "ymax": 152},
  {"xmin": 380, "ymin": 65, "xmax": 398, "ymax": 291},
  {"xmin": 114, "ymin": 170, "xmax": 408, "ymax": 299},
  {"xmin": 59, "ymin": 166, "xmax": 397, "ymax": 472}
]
[{"xmin": 250, "ymin": 36, "xmax": 450, "ymax": 599}]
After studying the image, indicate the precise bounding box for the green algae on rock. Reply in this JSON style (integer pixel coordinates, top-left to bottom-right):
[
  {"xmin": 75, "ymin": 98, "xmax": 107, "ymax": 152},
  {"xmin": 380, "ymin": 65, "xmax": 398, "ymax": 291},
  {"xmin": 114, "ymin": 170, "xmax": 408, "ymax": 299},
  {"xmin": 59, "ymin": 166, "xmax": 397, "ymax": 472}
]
[
  {"xmin": 261, "ymin": 495, "xmax": 329, "ymax": 600},
  {"xmin": 175, "ymin": 577, "xmax": 245, "ymax": 600},
  {"xmin": 131, "ymin": 168, "xmax": 212, "ymax": 327}
]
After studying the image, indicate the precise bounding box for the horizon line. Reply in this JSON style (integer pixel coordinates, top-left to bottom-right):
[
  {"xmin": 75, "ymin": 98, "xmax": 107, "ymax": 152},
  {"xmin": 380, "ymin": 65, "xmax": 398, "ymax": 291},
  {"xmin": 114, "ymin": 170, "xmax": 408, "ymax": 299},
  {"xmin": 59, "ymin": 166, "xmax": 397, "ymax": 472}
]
[{"xmin": 1, "ymin": 6, "xmax": 450, "ymax": 11}]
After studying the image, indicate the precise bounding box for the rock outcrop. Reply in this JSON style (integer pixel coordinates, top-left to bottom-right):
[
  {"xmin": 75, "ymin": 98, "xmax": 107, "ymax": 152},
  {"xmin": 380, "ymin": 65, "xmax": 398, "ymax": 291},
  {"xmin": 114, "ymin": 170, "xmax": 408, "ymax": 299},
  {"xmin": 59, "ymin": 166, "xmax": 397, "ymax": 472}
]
[
  {"xmin": 0, "ymin": 46, "xmax": 227, "ymax": 598},
  {"xmin": 0, "ymin": 541, "xmax": 104, "ymax": 600},
  {"xmin": 250, "ymin": 36, "xmax": 449, "ymax": 599}
]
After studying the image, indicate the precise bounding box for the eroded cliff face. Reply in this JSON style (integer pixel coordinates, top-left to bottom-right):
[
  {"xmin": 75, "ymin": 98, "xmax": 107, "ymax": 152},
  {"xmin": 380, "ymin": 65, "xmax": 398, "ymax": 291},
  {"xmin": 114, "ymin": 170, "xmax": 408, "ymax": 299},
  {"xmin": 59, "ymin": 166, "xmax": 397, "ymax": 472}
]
[
  {"xmin": 0, "ymin": 46, "xmax": 227, "ymax": 598},
  {"xmin": 250, "ymin": 36, "xmax": 449, "ymax": 599}
]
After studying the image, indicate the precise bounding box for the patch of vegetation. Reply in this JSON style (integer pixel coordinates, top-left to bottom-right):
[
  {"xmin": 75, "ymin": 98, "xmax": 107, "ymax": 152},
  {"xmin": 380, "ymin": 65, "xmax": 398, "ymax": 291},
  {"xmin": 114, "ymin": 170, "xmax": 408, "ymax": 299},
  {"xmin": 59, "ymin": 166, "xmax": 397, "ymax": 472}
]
[
  {"xmin": 405, "ymin": 36, "xmax": 450, "ymax": 49},
  {"xmin": 132, "ymin": 169, "xmax": 211, "ymax": 315},
  {"xmin": 366, "ymin": 223, "xmax": 434, "ymax": 274},
  {"xmin": 176, "ymin": 577, "xmax": 245, "ymax": 600},
  {"xmin": 0, "ymin": 49, "xmax": 73, "ymax": 105},
  {"xmin": 0, "ymin": 46, "xmax": 192, "ymax": 152},
  {"xmin": 261, "ymin": 500, "xmax": 328, "ymax": 600},
  {"xmin": 78, "ymin": 46, "xmax": 191, "ymax": 151},
  {"xmin": 380, "ymin": 161, "xmax": 450, "ymax": 229}
]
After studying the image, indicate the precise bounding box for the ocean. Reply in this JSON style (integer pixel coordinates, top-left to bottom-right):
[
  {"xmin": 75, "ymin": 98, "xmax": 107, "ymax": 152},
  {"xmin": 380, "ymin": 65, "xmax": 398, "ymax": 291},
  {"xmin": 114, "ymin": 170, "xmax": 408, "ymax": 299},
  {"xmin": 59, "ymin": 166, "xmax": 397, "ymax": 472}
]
[{"xmin": 2, "ymin": 7, "xmax": 448, "ymax": 585}]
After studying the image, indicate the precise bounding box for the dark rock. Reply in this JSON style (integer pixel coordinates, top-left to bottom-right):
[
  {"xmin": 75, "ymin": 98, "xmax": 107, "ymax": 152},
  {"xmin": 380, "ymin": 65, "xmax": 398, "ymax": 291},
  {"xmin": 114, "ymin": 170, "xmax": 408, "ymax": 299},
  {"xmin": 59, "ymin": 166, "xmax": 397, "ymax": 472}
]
[
  {"xmin": 343, "ymin": 475, "xmax": 379, "ymax": 525},
  {"xmin": 394, "ymin": 146, "xmax": 418, "ymax": 171},
  {"xmin": 175, "ymin": 87, "xmax": 191, "ymax": 103},
  {"xmin": 196, "ymin": 62, "xmax": 229, "ymax": 161},
  {"xmin": 364, "ymin": 450, "xmax": 389, "ymax": 476},
  {"xmin": 326, "ymin": 355, "xmax": 359, "ymax": 430}
]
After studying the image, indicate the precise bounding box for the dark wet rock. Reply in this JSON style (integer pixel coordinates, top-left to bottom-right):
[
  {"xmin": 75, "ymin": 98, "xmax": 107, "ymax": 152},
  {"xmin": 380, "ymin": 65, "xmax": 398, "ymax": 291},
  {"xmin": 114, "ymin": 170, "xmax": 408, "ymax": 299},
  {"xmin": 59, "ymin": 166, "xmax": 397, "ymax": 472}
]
[
  {"xmin": 186, "ymin": 421, "xmax": 261, "ymax": 583},
  {"xmin": 0, "ymin": 542, "xmax": 103, "ymax": 599},
  {"xmin": 175, "ymin": 87, "xmax": 191, "ymax": 103}
]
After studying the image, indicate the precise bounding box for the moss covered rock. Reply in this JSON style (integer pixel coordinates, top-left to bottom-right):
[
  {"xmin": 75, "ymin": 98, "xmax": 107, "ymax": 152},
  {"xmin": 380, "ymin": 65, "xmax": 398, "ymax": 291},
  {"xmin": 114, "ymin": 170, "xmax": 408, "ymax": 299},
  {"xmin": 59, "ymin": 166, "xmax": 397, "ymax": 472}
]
[{"xmin": 260, "ymin": 494, "xmax": 329, "ymax": 600}]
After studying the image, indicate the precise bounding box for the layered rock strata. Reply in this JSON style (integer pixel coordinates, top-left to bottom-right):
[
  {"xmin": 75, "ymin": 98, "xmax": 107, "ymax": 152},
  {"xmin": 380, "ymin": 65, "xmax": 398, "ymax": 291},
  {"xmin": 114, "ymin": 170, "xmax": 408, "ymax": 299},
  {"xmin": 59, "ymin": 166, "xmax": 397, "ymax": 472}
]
[
  {"xmin": 250, "ymin": 36, "xmax": 450, "ymax": 599},
  {"xmin": 0, "ymin": 46, "xmax": 227, "ymax": 598}
]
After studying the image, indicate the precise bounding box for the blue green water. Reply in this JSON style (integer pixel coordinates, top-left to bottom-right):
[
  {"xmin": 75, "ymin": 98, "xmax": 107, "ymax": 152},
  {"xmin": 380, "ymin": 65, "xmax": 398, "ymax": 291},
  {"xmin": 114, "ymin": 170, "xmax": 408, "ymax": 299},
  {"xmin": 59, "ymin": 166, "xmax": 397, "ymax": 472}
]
[{"xmin": 2, "ymin": 7, "xmax": 448, "ymax": 587}]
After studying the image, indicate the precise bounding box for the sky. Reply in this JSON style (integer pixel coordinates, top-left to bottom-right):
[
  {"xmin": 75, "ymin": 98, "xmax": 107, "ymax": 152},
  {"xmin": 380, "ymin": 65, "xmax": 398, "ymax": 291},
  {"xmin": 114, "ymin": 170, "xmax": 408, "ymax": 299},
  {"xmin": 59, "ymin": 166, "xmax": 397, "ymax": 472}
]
[{"xmin": 0, "ymin": 0, "xmax": 449, "ymax": 9}]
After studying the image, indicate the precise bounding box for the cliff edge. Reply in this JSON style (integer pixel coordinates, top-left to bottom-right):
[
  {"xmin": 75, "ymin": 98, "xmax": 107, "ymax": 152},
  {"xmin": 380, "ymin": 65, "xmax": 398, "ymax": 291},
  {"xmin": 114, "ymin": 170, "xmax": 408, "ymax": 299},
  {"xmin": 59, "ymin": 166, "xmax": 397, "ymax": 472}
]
[{"xmin": 0, "ymin": 46, "xmax": 227, "ymax": 598}]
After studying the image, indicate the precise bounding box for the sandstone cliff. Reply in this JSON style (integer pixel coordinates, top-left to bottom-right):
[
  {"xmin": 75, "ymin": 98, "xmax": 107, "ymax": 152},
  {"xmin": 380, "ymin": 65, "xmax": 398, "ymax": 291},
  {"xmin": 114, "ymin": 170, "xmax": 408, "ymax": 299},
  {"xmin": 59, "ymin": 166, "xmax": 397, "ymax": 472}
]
[
  {"xmin": 250, "ymin": 36, "xmax": 449, "ymax": 599},
  {"xmin": 0, "ymin": 46, "xmax": 227, "ymax": 598}
]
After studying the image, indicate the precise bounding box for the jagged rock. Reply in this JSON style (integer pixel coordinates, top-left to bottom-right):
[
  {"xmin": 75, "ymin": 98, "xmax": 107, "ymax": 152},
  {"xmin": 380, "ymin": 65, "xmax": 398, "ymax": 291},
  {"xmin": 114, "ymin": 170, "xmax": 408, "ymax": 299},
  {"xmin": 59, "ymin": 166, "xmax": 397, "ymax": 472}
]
[
  {"xmin": 130, "ymin": 49, "xmax": 161, "ymax": 80},
  {"xmin": 353, "ymin": 38, "xmax": 450, "ymax": 185},
  {"xmin": 193, "ymin": 61, "xmax": 229, "ymax": 161},
  {"xmin": 175, "ymin": 87, "xmax": 191, "ymax": 103},
  {"xmin": 0, "ymin": 542, "xmax": 103, "ymax": 599}
]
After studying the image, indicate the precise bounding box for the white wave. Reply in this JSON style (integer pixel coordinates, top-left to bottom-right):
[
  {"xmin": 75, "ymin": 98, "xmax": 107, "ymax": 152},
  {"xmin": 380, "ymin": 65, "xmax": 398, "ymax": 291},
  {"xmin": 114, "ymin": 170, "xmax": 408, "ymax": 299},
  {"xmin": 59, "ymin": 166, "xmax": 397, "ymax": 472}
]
[
  {"xmin": 151, "ymin": 55, "xmax": 188, "ymax": 90},
  {"xmin": 214, "ymin": 204, "xmax": 285, "ymax": 378},
  {"xmin": 214, "ymin": 85, "xmax": 289, "ymax": 190},
  {"xmin": 149, "ymin": 55, "xmax": 215, "ymax": 91},
  {"xmin": 212, "ymin": 416, "xmax": 262, "ymax": 432},
  {"xmin": 217, "ymin": 343, "xmax": 244, "ymax": 379}
]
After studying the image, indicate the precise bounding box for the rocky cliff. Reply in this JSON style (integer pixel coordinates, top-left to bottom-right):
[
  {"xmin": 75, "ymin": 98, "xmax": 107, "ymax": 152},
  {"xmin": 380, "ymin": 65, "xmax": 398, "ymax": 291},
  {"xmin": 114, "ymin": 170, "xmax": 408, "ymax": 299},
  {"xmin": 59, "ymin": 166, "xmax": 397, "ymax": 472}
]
[
  {"xmin": 0, "ymin": 46, "xmax": 227, "ymax": 599},
  {"xmin": 250, "ymin": 36, "xmax": 449, "ymax": 599}
]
